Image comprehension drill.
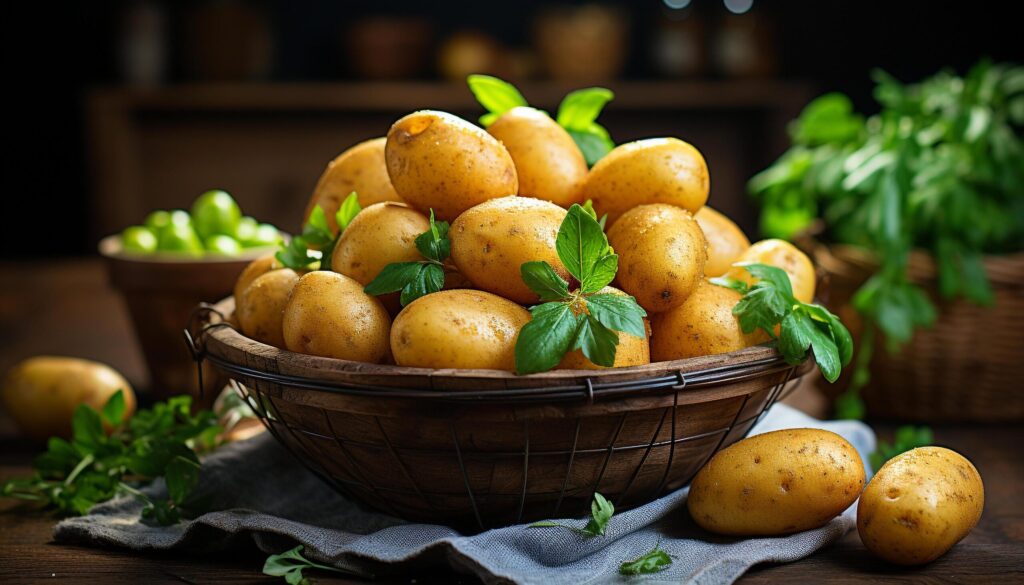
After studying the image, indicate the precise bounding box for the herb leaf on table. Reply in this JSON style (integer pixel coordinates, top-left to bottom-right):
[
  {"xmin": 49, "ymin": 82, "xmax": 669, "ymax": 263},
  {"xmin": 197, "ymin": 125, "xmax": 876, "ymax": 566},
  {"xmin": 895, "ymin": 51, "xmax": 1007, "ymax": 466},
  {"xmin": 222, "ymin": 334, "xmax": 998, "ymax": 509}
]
[
  {"xmin": 618, "ymin": 543, "xmax": 672, "ymax": 576},
  {"xmin": 529, "ymin": 491, "xmax": 616, "ymax": 538},
  {"xmin": 363, "ymin": 210, "xmax": 451, "ymax": 306},
  {"xmin": 263, "ymin": 545, "xmax": 354, "ymax": 585}
]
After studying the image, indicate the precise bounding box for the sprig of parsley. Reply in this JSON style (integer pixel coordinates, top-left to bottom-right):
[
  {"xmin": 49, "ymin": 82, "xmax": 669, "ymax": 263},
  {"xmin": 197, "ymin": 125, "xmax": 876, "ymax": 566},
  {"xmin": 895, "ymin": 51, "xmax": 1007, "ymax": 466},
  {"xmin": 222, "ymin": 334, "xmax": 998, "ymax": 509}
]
[
  {"xmin": 529, "ymin": 492, "xmax": 615, "ymax": 538},
  {"xmin": 363, "ymin": 210, "xmax": 451, "ymax": 306},
  {"xmin": 711, "ymin": 263, "xmax": 853, "ymax": 383},
  {"xmin": 515, "ymin": 204, "xmax": 646, "ymax": 375},
  {"xmin": 263, "ymin": 545, "xmax": 354, "ymax": 585},
  {"xmin": 276, "ymin": 193, "xmax": 361, "ymax": 270},
  {"xmin": 0, "ymin": 392, "xmax": 220, "ymax": 525},
  {"xmin": 870, "ymin": 425, "xmax": 933, "ymax": 471},
  {"xmin": 466, "ymin": 74, "xmax": 616, "ymax": 165},
  {"xmin": 618, "ymin": 543, "xmax": 673, "ymax": 576}
]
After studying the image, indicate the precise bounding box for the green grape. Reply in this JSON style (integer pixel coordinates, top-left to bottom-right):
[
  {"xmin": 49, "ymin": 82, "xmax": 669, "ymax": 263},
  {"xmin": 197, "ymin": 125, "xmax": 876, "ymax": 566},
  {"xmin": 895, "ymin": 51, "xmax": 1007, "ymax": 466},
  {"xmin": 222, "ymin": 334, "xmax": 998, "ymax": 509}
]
[
  {"xmin": 121, "ymin": 226, "xmax": 158, "ymax": 253},
  {"xmin": 235, "ymin": 215, "xmax": 259, "ymax": 243},
  {"xmin": 191, "ymin": 190, "xmax": 241, "ymax": 239},
  {"xmin": 157, "ymin": 221, "xmax": 204, "ymax": 255},
  {"xmin": 143, "ymin": 210, "xmax": 171, "ymax": 231},
  {"xmin": 245, "ymin": 223, "xmax": 283, "ymax": 247},
  {"xmin": 205, "ymin": 234, "xmax": 242, "ymax": 256}
]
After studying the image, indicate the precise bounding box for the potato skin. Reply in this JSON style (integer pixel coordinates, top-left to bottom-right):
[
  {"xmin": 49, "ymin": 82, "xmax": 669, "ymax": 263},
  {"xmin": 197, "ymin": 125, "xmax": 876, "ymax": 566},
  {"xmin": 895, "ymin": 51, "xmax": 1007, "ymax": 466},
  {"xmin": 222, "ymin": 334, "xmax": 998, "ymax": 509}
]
[
  {"xmin": 234, "ymin": 254, "xmax": 280, "ymax": 302},
  {"xmin": 858, "ymin": 447, "xmax": 984, "ymax": 566},
  {"xmin": 558, "ymin": 287, "xmax": 651, "ymax": 370},
  {"xmin": 688, "ymin": 428, "xmax": 866, "ymax": 536},
  {"xmin": 386, "ymin": 110, "xmax": 518, "ymax": 221},
  {"xmin": 487, "ymin": 107, "xmax": 587, "ymax": 207},
  {"xmin": 2, "ymin": 357, "xmax": 136, "ymax": 441},
  {"xmin": 607, "ymin": 203, "xmax": 707, "ymax": 313},
  {"xmin": 304, "ymin": 137, "xmax": 403, "ymax": 233},
  {"xmin": 695, "ymin": 207, "xmax": 751, "ymax": 277},
  {"xmin": 331, "ymin": 202, "xmax": 430, "ymax": 285},
  {"xmin": 282, "ymin": 271, "xmax": 391, "ymax": 363},
  {"xmin": 725, "ymin": 239, "xmax": 816, "ymax": 303},
  {"xmin": 583, "ymin": 138, "xmax": 710, "ymax": 226},
  {"xmin": 235, "ymin": 268, "xmax": 300, "ymax": 348},
  {"xmin": 450, "ymin": 196, "xmax": 569, "ymax": 304},
  {"xmin": 650, "ymin": 281, "xmax": 765, "ymax": 361},
  {"xmin": 390, "ymin": 290, "xmax": 530, "ymax": 371}
]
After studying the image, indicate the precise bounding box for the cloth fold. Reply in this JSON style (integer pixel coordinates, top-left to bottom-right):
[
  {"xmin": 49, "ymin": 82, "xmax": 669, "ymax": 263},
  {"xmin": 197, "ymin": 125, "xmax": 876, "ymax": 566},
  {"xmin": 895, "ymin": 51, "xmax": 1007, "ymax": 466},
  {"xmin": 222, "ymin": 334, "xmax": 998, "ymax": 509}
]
[{"xmin": 55, "ymin": 404, "xmax": 874, "ymax": 585}]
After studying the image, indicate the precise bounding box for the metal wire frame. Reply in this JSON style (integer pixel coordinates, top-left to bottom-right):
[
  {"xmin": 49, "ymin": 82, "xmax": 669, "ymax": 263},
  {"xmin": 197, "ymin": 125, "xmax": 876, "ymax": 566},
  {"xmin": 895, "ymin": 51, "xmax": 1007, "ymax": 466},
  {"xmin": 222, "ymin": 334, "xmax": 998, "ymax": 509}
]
[{"xmin": 190, "ymin": 304, "xmax": 805, "ymax": 531}]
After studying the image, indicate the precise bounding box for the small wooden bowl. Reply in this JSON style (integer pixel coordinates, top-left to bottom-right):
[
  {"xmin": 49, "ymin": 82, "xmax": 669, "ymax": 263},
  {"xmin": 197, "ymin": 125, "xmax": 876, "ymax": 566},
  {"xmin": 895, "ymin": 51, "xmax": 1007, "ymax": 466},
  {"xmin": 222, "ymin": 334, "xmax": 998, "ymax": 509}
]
[
  {"xmin": 99, "ymin": 235, "xmax": 275, "ymax": 401},
  {"xmin": 192, "ymin": 296, "xmax": 812, "ymax": 532}
]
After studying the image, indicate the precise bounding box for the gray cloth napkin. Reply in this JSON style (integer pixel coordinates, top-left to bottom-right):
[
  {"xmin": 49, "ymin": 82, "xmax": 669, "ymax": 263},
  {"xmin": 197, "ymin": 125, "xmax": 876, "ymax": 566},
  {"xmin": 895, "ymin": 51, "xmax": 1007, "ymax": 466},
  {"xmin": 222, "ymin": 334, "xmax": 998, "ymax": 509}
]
[{"xmin": 55, "ymin": 404, "xmax": 875, "ymax": 585}]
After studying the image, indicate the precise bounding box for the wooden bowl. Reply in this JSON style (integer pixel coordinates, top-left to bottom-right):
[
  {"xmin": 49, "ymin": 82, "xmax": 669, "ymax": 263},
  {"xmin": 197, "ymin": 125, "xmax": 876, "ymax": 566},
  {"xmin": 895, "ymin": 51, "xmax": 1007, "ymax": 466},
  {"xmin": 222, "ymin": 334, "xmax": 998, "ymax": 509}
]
[
  {"xmin": 99, "ymin": 235, "xmax": 275, "ymax": 401},
  {"xmin": 192, "ymin": 296, "xmax": 812, "ymax": 531}
]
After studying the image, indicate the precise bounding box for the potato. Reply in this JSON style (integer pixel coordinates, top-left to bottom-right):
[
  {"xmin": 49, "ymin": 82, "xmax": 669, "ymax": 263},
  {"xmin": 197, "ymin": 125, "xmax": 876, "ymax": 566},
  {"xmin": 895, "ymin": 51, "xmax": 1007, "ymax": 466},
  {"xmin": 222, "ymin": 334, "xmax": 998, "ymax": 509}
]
[
  {"xmin": 303, "ymin": 137, "xmax": 403, "ymax": 233},
  {"xmin": 858, "ymin": 447, "xmax": 984, "ymax": 565},
  {"xmin": 487, "ymin": 107, "xmax": 587, "ymax": 207},
  {"xmin": 695, "ymin": 207, "xmax": 751, "ymax": 277},
  {"xmin": 234, "ymin": 254, "xmax": 280, "ymax": 301},
  {"xmin": 583, "ymin": 137, "xmax": 709, "ymax": 226},
  {"xmin": 235, "ymin": 268, "xmax": 300, "ymax": 348},
  {"xmin": 724, "ymin": 239, "xmax": 816, "ymax": 303},
  {"xmin": 385, "ymin": 110, "xmax": 518, "ymax": 221},
  {"xmin": 650, "ymin": 280, "xmax": 766, "ymax": 361},
  {"xmin": 2, "ymin": 356, "xmax": 136, "ymax": 441},
  {"xmin": 558, "ymin": 287, "xmax": 651, "ymax": 369},
  {"xmin": 450, "ymin": 196, "xmax": 570, "ymax": 304},
  {"xmin": 390, "ymin": 290, "xmax": 530, "ymax": 370},
  {"xmin": 688, "ymin": 428, "xmax": 866, "ymax": 536},
  {"xmin": 331, "ymin": 202, "xmax": 430, "ymax": 285},
  {"xmin": 606, "ymin": 203, "xmax": 707, "ymax": 313},
  {"xmin": 282, "ymin": 271, "xmax": 391, "ymax": 363}
]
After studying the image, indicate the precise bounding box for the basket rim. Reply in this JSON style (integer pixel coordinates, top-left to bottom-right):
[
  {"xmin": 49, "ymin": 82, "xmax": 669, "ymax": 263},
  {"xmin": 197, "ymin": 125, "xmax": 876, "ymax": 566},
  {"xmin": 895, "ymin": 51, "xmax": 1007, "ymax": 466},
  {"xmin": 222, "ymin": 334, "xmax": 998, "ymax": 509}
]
[{"xmin": 192, "ymin": 297, "xmax": 808, "ymax": 399}]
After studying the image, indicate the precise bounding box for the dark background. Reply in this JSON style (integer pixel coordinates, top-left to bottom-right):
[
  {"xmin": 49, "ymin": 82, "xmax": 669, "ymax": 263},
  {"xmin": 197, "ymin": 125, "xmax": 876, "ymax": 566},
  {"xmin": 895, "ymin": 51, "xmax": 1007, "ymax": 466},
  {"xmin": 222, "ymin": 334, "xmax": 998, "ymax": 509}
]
[{"xmin": 3, "ymin": 0, "xmax": 1020, "ymax": 259}]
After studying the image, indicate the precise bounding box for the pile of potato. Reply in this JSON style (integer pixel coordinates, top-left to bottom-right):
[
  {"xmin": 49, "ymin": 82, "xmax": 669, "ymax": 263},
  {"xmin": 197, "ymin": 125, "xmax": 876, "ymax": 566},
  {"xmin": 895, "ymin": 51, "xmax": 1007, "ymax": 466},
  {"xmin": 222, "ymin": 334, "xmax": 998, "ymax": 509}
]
[{"xmin": 232, "ymin": 107, "xmax": 817, "ymax": 371}]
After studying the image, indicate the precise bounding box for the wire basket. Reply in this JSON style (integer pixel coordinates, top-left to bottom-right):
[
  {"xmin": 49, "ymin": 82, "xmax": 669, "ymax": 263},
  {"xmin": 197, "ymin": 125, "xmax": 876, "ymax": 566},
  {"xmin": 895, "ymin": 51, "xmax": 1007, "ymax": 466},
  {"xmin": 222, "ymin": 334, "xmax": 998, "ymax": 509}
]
[{"xmin": 186, "ymin": 297, "xmax": 812, "ymax": 532}]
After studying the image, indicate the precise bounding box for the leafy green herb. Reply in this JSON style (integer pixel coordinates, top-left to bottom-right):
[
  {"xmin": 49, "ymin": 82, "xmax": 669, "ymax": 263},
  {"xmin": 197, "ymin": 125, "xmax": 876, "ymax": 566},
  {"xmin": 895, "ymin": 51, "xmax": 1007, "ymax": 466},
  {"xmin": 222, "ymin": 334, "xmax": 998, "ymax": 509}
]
[
  {"xmin": 263, "ymin": 545, "xmax": 353, "ymax": 585},
  {"xmin": 0, "ymin": 392, "xmax": 220, "ymax": 524},
  {"xmin": 363, "ymin": 210, "xmax": 450, "ymax": 306},
  {"xmin": 618, "ymin": 543, "xmax": 672, "ymax": 576},
  {"xmin": 870, "ymin": 426, "xmax": 933, "ymax": 471},
  {"xmin": 515, "ymin": 204, "xmax": 646, "ymax": 374},
  {"xmin": 581, "ymin": 199, "xmax": 608, "ymax": 229},
  {"xmin": 529, "ymin": 492, "xmax": 615, "ymax": 538},
  {"xmin": 466, "ymin": 75, "xmax": 616, "ymax": 165},
  {"xmin": 276, "ymin": 193, "xmax": 362, "ymax": 271},
  {"xmin": 711, "ymin": 264, "xmax": 853, "ymax": 382}
]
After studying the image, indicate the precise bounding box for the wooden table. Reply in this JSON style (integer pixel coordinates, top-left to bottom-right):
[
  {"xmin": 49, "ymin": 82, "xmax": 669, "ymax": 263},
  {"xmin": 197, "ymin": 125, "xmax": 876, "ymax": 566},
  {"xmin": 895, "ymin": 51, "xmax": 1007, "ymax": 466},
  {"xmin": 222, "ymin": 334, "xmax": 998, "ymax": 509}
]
[{"xmin": 1, "ymin": 260, "xmax": 1021, "ymax": 583}]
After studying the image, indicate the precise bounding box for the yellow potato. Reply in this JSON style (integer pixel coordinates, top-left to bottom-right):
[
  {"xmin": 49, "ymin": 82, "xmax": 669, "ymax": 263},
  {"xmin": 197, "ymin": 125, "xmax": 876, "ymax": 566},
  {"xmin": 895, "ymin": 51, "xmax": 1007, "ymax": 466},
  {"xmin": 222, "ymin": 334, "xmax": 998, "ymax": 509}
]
[
  {"xmin": 583, "ymin": 137, "xmax": 710, "ymax": 226},
  {"xmin": 695, "ymin": 207, "xmax": 751, "ymax": 277},
  {"xmin": 724, "ymin": 239, "xmax": 816, "ymax": 303},
  {"xmin": 331, "ymin": 202, "xmax": 430, "ymax": 285},
  {"xmin": 235, "ymin": 268, "xmax": 300, "ymax": 348},
  {"xmin": 303, "ymin": 137, "xmax": 403, "ymax": 233},
  {"xmin": 650, "ymin": 280, "xmax": 766, "ymax": 361},
  {"xmin": 234, "ymin": 254, "xmax": 280, "ymax": 302},
  {"xmin": 858, "ymin": 447, "xmax": 984, "ymax": 566},
  {"xmin": 385, "ymin": 110, "xmax": 518, "ymax": 221},
  {"xmin": 606, "ymin": 203, "xmax": 707, "ymax": 313},
  {"xmin": 450, "ymin": 196, "xmax": 570, "ymax": 304},
  {"xmin": 282, "ymin": 271, "xmax": 391, "ymax": 363},
  {"xmin": 390, "ymin": 290, "xmax": 530, "ymax": 370},
  {"xmin": 688, "ymin": 428, "xmax": 865, "ymax": 536},
  {"xmin": 558, "ymin": 287, "xmax": 651, "ymax": 369},
  {"xmin": 2, "ymin": 356, "xmax": 136, "ymax": 441},
  {"xmin": 487, "ymin": 107, "xmax": 587, "ymax": 207}
]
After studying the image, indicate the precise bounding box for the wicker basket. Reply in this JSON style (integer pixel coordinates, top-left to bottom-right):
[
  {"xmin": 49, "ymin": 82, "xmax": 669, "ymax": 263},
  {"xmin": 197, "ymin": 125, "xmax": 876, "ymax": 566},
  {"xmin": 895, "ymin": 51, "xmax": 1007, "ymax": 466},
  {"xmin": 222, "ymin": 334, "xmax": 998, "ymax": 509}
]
[
  {"xmin": 812, "ymin": 244, "xmax": 1024, "ymax": 422},
  {"xmin": 187, "ymin": 297, "xmax": 812, "ymax": 532}
]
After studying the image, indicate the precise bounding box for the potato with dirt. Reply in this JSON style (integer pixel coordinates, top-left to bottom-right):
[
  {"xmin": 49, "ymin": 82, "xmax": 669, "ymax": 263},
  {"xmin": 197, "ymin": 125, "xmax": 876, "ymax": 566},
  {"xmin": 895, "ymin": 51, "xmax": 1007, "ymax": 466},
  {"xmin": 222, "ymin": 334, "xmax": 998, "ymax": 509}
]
[
  {"xmin": 695, "ymin": 207, "xmax": 751, "ymax": 277},
  {"xmin": 304, "ymin": 137, "xmax": 403, "ymax": 233}
]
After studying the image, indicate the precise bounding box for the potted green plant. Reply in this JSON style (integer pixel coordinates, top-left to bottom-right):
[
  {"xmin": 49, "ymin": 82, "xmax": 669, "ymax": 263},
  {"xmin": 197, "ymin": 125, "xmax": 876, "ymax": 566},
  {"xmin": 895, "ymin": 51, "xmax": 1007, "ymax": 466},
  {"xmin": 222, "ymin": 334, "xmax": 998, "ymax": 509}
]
[{"xmin": 749, "ymin": 61, "xmax": 1024, "ymax": 421}]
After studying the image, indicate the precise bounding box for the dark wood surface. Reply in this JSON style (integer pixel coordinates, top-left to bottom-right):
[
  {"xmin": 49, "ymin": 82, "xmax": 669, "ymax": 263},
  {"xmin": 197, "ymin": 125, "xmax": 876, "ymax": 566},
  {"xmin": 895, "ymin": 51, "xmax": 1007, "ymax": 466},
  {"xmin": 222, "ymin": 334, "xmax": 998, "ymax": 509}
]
[{"xmin": 1, "ymin": 260, "xmax": 1021, "ymax": 583}]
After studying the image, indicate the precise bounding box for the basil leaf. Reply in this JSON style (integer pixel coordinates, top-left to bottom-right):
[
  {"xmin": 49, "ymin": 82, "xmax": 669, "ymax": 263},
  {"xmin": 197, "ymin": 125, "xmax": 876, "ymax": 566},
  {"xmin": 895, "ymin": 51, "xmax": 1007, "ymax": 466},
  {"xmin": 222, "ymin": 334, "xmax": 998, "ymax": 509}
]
[
  {"xmin": 738, "ymin": 263, "xmax": 794, "ymax": 298},
  {"xmin": 264, "ymin": 545, "xmax": 352, "ymax": 585},
  {"xmin": 71, "ymin": 405, "xmax": 104, "ymax": 452},
  {"xmin": 805, "ymin": 304, "xmax": 854, "ymax": 367},
  {"xmin": 521, "ymin": 261, "xmax": 570, "ymax": 302},
  {"xmin": 567, "ymin": 128, "xmax": 615, "ymax": 167},
  {"xmin": 515, "ymin": 303, "xmax": 581, "ymax": 375},
  {"xmin": 466, "ymin": 74, "xmax": 528, "ymax": 126},
  {"xmin": 585, "ymin": 293, "xmax": 646, "ymax": 338},
  {"xmin": 165, "ymin": 455, "xmax": 200, "ymax": 504},
  {"xmin": 335, "ymin": 192, "xmax": 362, "ymax": 232},
  {"xmin": 398, "ymin": 264, "xmax": 431, "ymax": 306},
  {"xmin": 363, "ymin": 262, "xmax": 425, "ymax": 296},
  {"xmin": 101, "ymin": 390, "xmax": 126, "ymax": 427},
  {"xmin": 575, "ymin": 314, "xmax": 619, "ymax": 367},
  {"xmin": 619, "ymin": 545, "xmax": 672, "ymax": 576},
  {"xmin": 302, "ymin": 206, "xmax": 334, "ymax": 246},
  {"xmin": 584, "ymin": 492, "xmax": 614, "ymax": 537},
  {"xmin": 556, "ymin": 87, "xmax": 614, "ymax": 130},
  {"xmin": 582, "ymin": 254, "xmax": 618, "ymax": 293},
  {"xmin": 709, "ymin": 276, "xmax": 751, "ymax": 295},
  {"xmin": 414, "ymin": 210, "xmax": 451, "ymax": 262},
  {"xmin": 556, "ymin": 204, "xmax": 610, "ymax": 285}
]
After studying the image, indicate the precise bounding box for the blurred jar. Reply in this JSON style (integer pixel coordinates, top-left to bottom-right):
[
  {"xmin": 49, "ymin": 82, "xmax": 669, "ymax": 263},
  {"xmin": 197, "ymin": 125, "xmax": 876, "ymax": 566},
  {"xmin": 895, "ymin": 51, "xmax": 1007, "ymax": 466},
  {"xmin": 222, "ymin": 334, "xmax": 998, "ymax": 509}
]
[
  {"xmin": 712, "ymin": 13, "xmax": 777, "ymax": 78},
  {"xmin": 651, "ymin": 7, "xmax": 707, "ymax": 78},
  {"xmin": 182, "ymin": 0, "xmax": 273, "ymax": 81},
  {"xmin": 345, "ymin": 16, "xmax": 433, "ymax": 79},
  {"xmin": 119, "ymin": 0, "xmax": 168, "ymax": 86},
  {"xmin": 534, "ymin": 4, "xmax": 628, "ymax": 83},
  {"xmin": 437, "ymin": 30, "xmax": 535, "ymax": 81}
]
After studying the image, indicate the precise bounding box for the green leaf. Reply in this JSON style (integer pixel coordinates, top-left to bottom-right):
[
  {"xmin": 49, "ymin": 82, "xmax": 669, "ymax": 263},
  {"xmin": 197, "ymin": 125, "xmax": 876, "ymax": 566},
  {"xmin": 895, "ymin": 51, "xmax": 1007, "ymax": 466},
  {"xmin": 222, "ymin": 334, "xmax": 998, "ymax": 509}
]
[
  {"xmin": 584, "ymin": 492, "xmax": 615, "ymax": 537},
  {"xmin": 515, "ymin": 303, "xmax": 581, "ymax": 375},
  {"xmin": 585, "ymin": 293, "xmax": 647, "ymax": 338},
  {"xmin": 71, "ymin": 405, "xmax": 105, "ymax": 452},
  {"xmin": 709, "ymin": 276, "xmax": 751, "ymax": 295},
  {"xmin": 101, "ymin": 390, "xmax": 126, "ymax": 427},
  {"xmin": 414, "ymin": 210, "xmax": 451, "ymax": 263},
  {"xmin": 556, "ymin": 87, "xmax": 614, "ymax": 130},
  {"xmin": 834, "ymin": 390, "xmax": 866, "ymax": 420},
  {"xmin": 574, "ymin": 314, "xmax": 619, "ymax": 367},
  {"xmin": 738, "ymin": 263, "xmax": 794, "ymax": 298},
  {"xmin": 582, "ymin": 254, "xmax": 618, "ymax": 293},
  {"xmin": 398, "ymin": 264, "xmax": 444, "ymax": 306},
  {"xmin": 335, "ymin": 192, "xmax": 362, "ymax": 232},
  {"xmin": 556, "ymin": 204, "xmax": 611, "ymax": 285},
  {"xmin": 521, "ymin": 261, "xmax": 570, "ymax": 302},
  {"xmin": 165, "ymin": 455, "xmax": 200, "ymax": 504},
  {"xmin": 363, "ymin": 262, "xmax": 424, "ymax": 296},
  {"xmin": 466, "ymin": 74, "xmax": 528, "ymax": 126},
  {"xmin": 804, "ymin": 304, "xmax": 854, "ymax": 367},
  {"xmin": 567, "ymin": 128, "xmax": 615, "ymax": 166},
  {"xmin": 619, "ymin": 544, "xmax": 672, "ymax": 576},
  {"xmin": 870, "ymin": 425, "xmax": 933, "ymax": 470}
]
